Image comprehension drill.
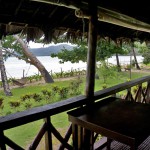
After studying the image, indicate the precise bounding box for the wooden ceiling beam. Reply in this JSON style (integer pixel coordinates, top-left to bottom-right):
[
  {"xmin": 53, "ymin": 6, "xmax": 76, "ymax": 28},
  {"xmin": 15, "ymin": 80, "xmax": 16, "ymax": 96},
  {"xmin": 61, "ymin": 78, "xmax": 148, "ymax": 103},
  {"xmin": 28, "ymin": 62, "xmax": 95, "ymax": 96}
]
[
  {"xmin": 14, "ymin": 0, "xmax": 24, "ymax": 15},
  {"xmin": 48, "ymin": 6, "xmax": 58, "ymax": 18},
  {"xmin": 30, "ymin": 0, "xmax": 77, "ymax": 9},
  {"xmin": 32, "ymin": 6, "xmax": 42, "ymax": 17},
  {"xmin": 75, "ymin": 7, "xmax": 150, "ymax": 33}
]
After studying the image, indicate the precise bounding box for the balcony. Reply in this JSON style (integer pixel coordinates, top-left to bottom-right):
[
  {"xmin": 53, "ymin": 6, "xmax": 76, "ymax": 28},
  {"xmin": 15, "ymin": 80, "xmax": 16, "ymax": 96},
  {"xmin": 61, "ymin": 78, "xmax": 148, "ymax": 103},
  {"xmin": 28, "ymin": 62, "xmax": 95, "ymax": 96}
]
[
  {"xmin": 0, "ymin": 1, "xmax": 150, "ymax": 150},
  {"xmin": 0, "ymin": 75, "xmax": 150, "ymax": 149}
]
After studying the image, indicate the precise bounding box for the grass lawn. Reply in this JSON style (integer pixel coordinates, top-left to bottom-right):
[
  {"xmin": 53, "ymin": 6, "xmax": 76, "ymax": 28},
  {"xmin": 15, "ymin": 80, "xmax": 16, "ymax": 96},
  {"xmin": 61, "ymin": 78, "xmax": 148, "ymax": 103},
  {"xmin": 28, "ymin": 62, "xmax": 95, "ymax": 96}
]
[{"xmin": 1, "ymin": 71, "xmax": 149, "ymax": 149}]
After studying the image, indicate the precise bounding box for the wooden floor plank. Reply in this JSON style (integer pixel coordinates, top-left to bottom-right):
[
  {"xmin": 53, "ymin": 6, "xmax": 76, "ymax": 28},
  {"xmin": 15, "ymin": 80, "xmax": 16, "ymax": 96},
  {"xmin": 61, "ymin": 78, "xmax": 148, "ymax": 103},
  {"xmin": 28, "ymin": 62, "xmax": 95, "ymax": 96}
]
[{"xmin": 100, "ymin": 136, "xmax": 150, "ymax": 150}]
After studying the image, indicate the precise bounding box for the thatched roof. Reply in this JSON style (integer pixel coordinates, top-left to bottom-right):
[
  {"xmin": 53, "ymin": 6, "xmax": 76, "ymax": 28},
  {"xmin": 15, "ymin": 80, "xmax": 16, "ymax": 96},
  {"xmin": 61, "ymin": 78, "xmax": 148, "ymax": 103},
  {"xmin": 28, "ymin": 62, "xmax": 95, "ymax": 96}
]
[{"xmin": 0, "ymin": 0, "xmax": 150, "ymax": 43}]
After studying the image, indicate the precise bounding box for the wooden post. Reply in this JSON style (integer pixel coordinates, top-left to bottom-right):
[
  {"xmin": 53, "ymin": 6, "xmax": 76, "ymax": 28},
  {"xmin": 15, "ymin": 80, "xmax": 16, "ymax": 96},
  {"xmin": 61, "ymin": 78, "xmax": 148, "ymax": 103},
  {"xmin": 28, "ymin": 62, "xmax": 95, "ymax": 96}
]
[
  {"xmin": 85, "ymin": 2, "xmax": 97, "ymax": 100},
  {"xmin": 84, "ymin": 2, "xmax": 97, "ymax": 150},
  {"xmin": 44, "ymin": 117, "xmax": 52, "ymax": 150},
  {"xmin": 146, "ymin": 81, "xmax": 150, "ymax": 103},
  {"xmin": 23, "ymin": 69, "xmax": 25, "ymax": 78},
  {"xmin": 0, "ymin": 130, "xmax": 6, "ymax": 150}
]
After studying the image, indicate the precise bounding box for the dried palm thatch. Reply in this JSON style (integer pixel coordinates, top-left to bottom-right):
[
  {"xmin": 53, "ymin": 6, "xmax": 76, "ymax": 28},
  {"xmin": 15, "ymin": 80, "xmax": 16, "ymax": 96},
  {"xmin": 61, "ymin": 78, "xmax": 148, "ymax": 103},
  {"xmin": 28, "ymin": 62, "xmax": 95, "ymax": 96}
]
[
  {"xmin": 0, "ymin": 24, "xmax": 43, "ymax": 41},
  {"xmin": 0, "ymin": 23, "xmax": 82, "ymax": 43}
]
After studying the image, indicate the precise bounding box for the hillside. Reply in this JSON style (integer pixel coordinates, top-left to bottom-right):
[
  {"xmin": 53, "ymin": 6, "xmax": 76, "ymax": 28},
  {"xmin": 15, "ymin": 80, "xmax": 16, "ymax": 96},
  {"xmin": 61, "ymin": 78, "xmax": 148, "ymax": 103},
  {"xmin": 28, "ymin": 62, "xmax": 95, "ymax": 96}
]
[{"xmin": 29, "ymin": 43, "xmax": 74, "ymax": 56}]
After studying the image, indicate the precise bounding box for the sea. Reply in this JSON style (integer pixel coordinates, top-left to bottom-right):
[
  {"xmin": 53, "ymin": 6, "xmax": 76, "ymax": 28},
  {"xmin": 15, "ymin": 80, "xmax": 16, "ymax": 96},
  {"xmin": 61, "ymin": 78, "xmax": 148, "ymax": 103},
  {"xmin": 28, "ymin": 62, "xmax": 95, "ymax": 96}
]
[{"xmin": 3, "ymin": 56, "xmax": 143, "ymax": 79}]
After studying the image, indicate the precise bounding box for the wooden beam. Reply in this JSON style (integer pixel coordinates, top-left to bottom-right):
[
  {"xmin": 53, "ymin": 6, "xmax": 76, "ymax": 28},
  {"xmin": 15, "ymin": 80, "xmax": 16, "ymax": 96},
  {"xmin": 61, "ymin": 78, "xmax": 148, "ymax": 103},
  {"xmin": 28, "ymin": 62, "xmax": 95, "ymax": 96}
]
[
  {"xmin": 29, "ymin": 123, "xmax": 47, "ymax": 150},
  {"xmin": 45, "ymin": 117, "xmax": 53, "ymax": 150},
  {"xmin": 30, "ymin": 0, "xmax": 79, "ymax": 9},
  {"xmin": 75, "ymin": 8, "xmax": 150, "ymax": 33},
  {"xmin": 14, "ymin": 0, "xmax": 24, "ymax": 15}
]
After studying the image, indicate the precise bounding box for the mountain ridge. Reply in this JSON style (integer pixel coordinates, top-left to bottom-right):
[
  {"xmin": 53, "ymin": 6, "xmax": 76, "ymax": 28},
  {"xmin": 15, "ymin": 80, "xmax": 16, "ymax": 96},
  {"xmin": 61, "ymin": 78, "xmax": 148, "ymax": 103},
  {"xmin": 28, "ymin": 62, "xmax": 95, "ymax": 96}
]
[{"xmin": 29, "ymin": 43, "xmax": 74, "ymax": 56}]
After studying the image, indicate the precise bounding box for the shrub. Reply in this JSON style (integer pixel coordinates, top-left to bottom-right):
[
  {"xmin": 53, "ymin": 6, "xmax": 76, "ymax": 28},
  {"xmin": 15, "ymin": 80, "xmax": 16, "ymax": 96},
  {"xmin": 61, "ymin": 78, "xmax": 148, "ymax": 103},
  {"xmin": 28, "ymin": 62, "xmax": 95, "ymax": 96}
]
[
  {"xmin": 21, "ymin": 94, "xmax": 32, "ymax": 101},
  {"xmin": 102, "ymin": 84, "xmax": 107, "ymax": 89},
  {"xmin": 24, "ymin": 102, "xmax": 32, "ymax": 109},
  {"xmin": 32, "ymin": 93, "xmax": 42, "ymax": 102},
  {"xmin": 0, "ymin": 97, "xmax": 4, "ymax": 107},
  {"xmin": 51, "ymin": 86, "xmax": 59, "ymax": 96},
  {"xmin": 9, "ymin": 100, "xmax": 21, "ymax": 108},
  {"xmin": 133, "ymin": 86, "xmax": 138, "ymax": 94},
  {"xmin": 58, "ymin": 87, "xmax": 69, "ymax": 99},
  {"xmin": 69, "ymin": 78, "xmax": 82, "ymax": 95}
]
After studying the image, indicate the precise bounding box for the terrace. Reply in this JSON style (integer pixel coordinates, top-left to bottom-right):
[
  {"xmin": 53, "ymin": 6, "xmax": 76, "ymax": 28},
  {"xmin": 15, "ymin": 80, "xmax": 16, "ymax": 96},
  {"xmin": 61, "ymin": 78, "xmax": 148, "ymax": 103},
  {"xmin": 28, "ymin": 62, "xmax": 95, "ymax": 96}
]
[{"xmin": 0, "ymin": 0, "xmax": 150, "ymax": 149}]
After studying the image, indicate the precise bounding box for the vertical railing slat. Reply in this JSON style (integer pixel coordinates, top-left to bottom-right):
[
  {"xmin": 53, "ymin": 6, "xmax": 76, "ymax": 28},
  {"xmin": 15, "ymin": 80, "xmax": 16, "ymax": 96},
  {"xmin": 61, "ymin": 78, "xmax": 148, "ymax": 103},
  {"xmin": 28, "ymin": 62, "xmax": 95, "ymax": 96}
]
[
  {"xmin": 45, "ymin": 117, "xmax": 53, "ymax": 150},
  {"xmin": 0, "ymin": 130, "xmax": 6, "ymax": 150}
]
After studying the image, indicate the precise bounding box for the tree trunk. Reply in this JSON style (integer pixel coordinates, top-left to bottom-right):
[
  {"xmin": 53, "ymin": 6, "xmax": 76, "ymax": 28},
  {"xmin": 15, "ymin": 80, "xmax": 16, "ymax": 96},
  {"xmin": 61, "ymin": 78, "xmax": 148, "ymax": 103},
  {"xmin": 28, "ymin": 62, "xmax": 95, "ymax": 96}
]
[
  {"xmin": 0, "ymin": 40, "xmax": 12, "ymax": 96},
  {"xmin": 13, "ymin": 35, "xmax": 54, "ymax": 83},
  {"xmin": 132, "ymin": 42, "xmax": 141, "ymax": 70},
  {"xmin": 116, "ymin": 53, "xmax": 121, "ymax": 72}
]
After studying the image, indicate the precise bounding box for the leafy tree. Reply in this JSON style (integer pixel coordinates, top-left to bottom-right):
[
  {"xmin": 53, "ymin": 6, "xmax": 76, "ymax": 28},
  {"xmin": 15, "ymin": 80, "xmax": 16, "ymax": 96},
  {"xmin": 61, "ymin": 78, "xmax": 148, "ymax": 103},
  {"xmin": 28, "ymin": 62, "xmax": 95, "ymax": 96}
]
[
  {"xmin": 97, "ymin": 61, "xmax": 117, "ymax": 83},
  {"xmin": 51, "ymin": 38, "xmax": 126, "ymax": 64},
  {"xmin": 0, "ymin": 40, "xmax": 12, "ymax": 96},
  {"xmin": 2, "ymin": 35, "xmax": 54, "ymax": 83},
  {"xmin": 134, "ymin": 41, "xmax": 150, "ymax": 65},
  {"xmin": 142, "ymin": 52, "xmax": 150, "ymax": 65},
  {"xmin": 51, "ymin": 41, "xmax": 87, "ymax": 63}
]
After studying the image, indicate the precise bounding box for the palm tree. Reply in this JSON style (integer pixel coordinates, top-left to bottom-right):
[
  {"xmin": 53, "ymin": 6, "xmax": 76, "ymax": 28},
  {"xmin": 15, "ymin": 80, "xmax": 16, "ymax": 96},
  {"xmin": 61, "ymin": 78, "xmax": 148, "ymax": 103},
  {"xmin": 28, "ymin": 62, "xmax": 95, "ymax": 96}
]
[
  {"xmin": 132, "ymin": 42, "xmax": 141, "ymax": 70},
  {"xmin": 0, "ymin": 40, "xmax": 12, "ymax": 96}
]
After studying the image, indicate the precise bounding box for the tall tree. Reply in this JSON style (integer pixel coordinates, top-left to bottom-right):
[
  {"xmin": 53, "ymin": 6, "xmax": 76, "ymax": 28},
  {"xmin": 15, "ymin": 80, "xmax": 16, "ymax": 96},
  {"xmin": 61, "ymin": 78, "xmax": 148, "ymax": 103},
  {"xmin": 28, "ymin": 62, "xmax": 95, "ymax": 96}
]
[
  {"xmin": 114, "ymin": 40, "xmax": 122, "ymax": 72},
  {"xmin": 0, "ymin": 40, "xmax": 12, "ymax": 96},
  {"xmin": 51, "ymin": 38, "xmax": 126, "ymax": 66},
  {"xmin": 2, "ymin": 35, "xmax": 54, "ymax": 83},
  {"xmin": 132, "ymin": 42, "xmax": 140, "ymax": 70},
  {"xmin": 135, "ymin": 41, "xmax": 150, "ymax": 65}
]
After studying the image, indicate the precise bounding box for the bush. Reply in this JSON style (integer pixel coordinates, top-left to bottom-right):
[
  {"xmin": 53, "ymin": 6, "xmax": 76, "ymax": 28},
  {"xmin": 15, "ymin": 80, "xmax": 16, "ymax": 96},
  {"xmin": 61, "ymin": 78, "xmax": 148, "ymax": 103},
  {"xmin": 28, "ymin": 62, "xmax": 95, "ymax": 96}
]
[
  {"xmin": 32, "ymin": 93, "xmax": 42, "ymax": 102},
  {"xmin": 9, "ymin": 100, "xmax": 21, "ymax": 108}
]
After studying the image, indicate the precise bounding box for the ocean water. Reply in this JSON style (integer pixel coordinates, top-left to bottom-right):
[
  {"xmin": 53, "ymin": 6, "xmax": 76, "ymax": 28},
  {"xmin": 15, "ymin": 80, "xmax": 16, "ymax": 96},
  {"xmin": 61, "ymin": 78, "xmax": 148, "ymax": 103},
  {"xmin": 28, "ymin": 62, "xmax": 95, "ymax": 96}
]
[
  {"xmin": 4, "ymin": 56, "xmax": 87, "ymax": 79},
  {"xmin": 3, "ymin": 55, "xmax": 143, "ymax": 79}
]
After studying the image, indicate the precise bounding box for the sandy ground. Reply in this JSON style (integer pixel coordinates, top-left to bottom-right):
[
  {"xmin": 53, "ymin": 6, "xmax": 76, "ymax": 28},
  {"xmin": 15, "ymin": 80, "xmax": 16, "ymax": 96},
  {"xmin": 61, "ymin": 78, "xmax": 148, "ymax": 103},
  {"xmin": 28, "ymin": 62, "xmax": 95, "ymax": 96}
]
[
  {"xmin": 1, "ymin": 68, "xmax": 150, "ymax": 90},
  {"xmin": 3, "ymin": 76, "xmax": 81, "ymax": 90}
]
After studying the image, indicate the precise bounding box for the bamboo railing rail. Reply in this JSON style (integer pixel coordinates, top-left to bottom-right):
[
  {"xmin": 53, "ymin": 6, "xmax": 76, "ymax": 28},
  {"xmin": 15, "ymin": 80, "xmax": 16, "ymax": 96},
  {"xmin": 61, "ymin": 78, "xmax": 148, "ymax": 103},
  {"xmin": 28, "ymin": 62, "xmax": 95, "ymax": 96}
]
[{"xmin": 0, "ymin": 75, "xmax": 150, "ymax": 150}]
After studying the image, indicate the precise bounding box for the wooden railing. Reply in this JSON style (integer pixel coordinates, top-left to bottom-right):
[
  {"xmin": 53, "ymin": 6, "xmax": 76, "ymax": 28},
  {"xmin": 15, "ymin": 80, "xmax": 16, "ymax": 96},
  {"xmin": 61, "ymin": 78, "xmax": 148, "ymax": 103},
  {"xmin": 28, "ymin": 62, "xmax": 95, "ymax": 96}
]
[{"xmin": 0, "ymin": 75, "xmax": 150, "ymax": 150}]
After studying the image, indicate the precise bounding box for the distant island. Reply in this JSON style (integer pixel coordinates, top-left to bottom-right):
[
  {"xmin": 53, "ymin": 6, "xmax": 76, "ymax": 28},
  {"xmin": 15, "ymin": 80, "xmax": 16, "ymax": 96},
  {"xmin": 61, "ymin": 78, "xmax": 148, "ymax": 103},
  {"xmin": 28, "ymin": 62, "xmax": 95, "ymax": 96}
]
[{"xmin": 29, "ymin": 43, "xmax": 74, "ymax": 56}]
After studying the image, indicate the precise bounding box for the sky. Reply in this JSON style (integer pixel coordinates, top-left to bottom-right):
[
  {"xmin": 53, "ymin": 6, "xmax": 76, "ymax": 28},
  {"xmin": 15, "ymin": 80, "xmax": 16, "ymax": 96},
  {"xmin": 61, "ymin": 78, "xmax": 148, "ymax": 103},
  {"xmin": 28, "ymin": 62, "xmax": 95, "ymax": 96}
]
[{"xmin": 28, "ymin": 41, "xmax": 56, "ymax": 48}]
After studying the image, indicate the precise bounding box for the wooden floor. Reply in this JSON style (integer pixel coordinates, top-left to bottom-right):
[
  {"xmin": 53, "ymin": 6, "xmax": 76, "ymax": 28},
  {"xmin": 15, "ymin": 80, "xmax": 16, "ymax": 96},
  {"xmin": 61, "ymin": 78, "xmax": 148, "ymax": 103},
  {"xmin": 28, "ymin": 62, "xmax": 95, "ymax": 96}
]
[{"xmin": 95, "ymin": 136, "xmax": 150, "ymax": 150}]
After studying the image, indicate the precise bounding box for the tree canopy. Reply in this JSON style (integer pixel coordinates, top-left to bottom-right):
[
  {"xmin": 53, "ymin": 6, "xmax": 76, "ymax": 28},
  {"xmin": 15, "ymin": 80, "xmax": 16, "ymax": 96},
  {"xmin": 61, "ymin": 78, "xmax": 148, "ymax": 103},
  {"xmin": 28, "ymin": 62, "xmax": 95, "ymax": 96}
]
[
  {"xmin": 51, "ymin": 38, "xmax": 127, "ymax": 63},
  {"xmin": 134, "ymin": 41, "xmax": 150, "ymax": 65}
]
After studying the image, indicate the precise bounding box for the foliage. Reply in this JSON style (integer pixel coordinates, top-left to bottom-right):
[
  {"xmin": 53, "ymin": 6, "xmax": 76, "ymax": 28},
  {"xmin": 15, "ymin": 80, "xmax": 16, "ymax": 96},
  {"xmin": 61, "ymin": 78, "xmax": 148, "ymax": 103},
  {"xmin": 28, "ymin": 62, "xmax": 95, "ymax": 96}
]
[
  {"xmin": 133, "ymin": 85, "xmax": 138, "ymax": 94},
  {"xmin": 51, "ymin": 39, "xmax": 127, "ymax": 63},
  {"xmin": 57, "ymin": 87, "xmax": 69, "ymax": 99},
  {"xmin": 142, "ymin": 51, "xmax": 150, "ymax": 65},
  {"xmin": 0, "ymin": 97, "xmax": 4, "ymax": 110},
  {"xmin": 51, "ymin": 41, "xmax": 87, "ymax": 63},
  {"xmin": 2, "ymin": 35, "xmax": 28, "ymax": 60},
  {"xmin": 21, "ymin": 94, "xmax": 32, "ymax": 101},
  {"xmin": 69, "ymin": 77, "xmax": 83, "ymax": 95},
  {"xmin": 102, "ymin": 84, "xmax": 107, "ymax": 89},
  {"xmin": 97, "ymin": 62, "xmax": 118, "ymax": 83},
  {"xmin": 32, "ymin": 93, "xmax": 42, "ymax": 102},
  {"xmin": 9, "ymin": 100, "xmax": 21, "ymax": 108},
  {"xmin": 24, "ymin": 102, "xmax": 32, "ymax": 109},
  {"xmin": 96, "ymin": 39, "xmax": 125, "ymax": 61},
  {"xmin": 134, "ymin": 41, "xmax": 150, "ymax": 65}
]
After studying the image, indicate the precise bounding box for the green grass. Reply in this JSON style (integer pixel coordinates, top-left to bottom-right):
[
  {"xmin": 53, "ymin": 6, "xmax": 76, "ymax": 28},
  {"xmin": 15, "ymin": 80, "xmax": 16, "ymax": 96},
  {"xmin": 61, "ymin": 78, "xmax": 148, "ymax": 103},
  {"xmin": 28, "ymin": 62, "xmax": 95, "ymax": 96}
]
[{"xmin": 1, "ymin": 71, "xmax": 149, "ymax": 148}]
